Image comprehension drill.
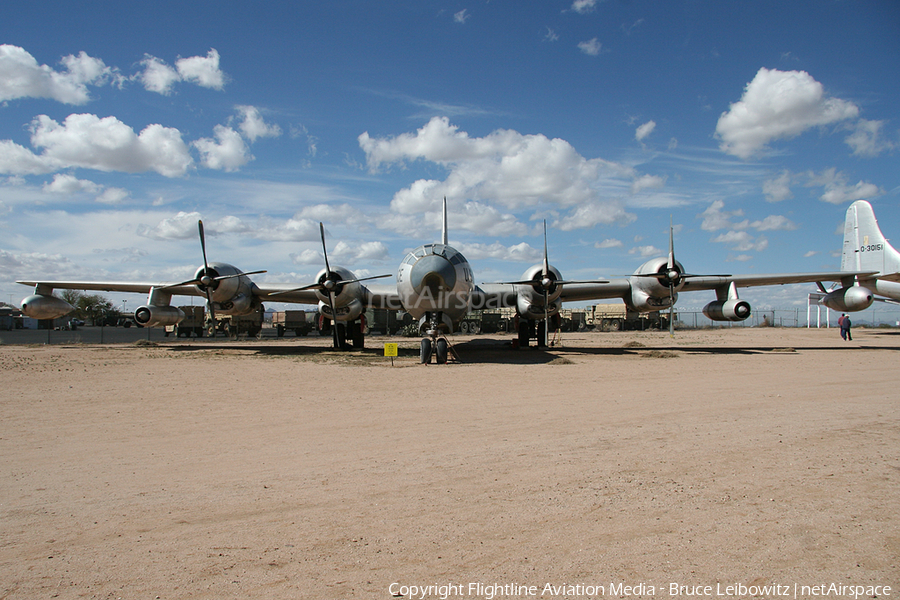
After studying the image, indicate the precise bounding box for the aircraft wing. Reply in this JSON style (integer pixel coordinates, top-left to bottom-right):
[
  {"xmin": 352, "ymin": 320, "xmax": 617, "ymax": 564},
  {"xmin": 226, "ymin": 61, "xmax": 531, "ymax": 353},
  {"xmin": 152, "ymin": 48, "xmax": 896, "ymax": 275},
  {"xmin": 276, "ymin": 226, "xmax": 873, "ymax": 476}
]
[
  {"xmin": 866, "ymin": 271, "xmax": 900, "ymax": 283},
  {"xmin": 252, "ymin": 284, "xmax": 320, "ymax": 304},
  {"xmin": 473, "ymin": 280, "xmax": 632, "ymax": 307},
  {"xmin": 680, "ymin": 270, "xmax": 878, "ymax": 292},
  {"xmin": 18, "ymin": 278, "xmax": 323, "ymax": 306},
  {"xmin": 558, "ymin": 280, "xmax": 632, "ymax": 302},
  {"xmin": 16, "ymin": 279, "xmax": 200, "ymax": 296}
]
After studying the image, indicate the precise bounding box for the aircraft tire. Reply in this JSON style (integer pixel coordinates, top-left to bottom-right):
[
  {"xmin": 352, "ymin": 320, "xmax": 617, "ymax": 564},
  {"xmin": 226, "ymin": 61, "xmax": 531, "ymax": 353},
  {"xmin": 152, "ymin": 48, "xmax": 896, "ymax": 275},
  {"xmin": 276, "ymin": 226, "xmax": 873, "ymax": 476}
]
[
  {"xmin": 435, "ymin": 338, "xmax": 448, "ymax": 364},
  {"xmin": 351, "ymin": 320, "xmax": 365, "ymax": 348},
  {"xmin": 517, "ymin": 320, "xmax": 530, "ymax": 348},
  {"xmin": 420, "ymin": 338, "xmax": 433, "ymax": 364}
]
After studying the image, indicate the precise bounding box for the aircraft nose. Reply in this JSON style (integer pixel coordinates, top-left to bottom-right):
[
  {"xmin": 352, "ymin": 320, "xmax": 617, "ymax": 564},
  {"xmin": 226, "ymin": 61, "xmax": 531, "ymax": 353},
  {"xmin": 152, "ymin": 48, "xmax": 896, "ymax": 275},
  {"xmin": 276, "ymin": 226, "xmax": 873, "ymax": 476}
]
[{"xmin": 410, "ymin": 254, "xmax": 457, "ymax": 295}]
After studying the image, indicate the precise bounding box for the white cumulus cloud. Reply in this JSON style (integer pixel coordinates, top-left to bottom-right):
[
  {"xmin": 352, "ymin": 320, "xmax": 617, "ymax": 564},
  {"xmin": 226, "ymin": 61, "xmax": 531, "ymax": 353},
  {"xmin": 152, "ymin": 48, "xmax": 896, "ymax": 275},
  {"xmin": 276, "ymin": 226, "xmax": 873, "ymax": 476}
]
[
  {"xmin": 193, "ymin": 125, "xmax": 251, "ymax": 171},
  {"xmin": 0, "ymin": 45, "xmax": 116, "ymax": 104},
  {"xmin": 845, "ymin": 119, "xmax": 895, "ymax": 157},
  {"xmin": 806, "ymin": 168, "xmax": 882, "ymax": 204},
  {"xmin": 137, "ymin": 49, "xmax": 226, "ymax": 95},
  {"xmin": 359, "ymin": 117, "xmax": 644, "ymax": 233},
  {"xmin": 43, "ymin": 173, "xmax": 101, "ymax": 194},
  {"xmin": 29, "ymin": 113, "xmax": 194, "ymax": 177},
  {"xmin": 578, "ymin": 38, "xmax": 602, "ymax": 56},
  {"xmin": 716, "ymin": 68, "xmax": 859, "ymax": 158},
  {"xmin": 234, "ymin": 105, "xmax": 282, "ymax": 142},
  {"xmin": 762, "ymin": 171, "xmax": 793, "ymax": 202}
]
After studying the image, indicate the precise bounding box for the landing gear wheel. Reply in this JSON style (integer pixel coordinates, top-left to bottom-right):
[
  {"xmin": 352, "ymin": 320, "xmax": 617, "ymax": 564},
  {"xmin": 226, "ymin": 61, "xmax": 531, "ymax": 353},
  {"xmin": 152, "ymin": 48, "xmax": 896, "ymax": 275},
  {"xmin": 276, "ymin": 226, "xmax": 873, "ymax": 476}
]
[
  {"xmin": 420, "ymin": 338, "xmax": 433, "ymax": 364},
  {"xmin": 537, "ymin": 321, "xmax": 547, "ymax": 347},
  {"xmin": 351, "ymin": 320, "xmax": 365, "ymax": 349},
  {"xmin": 435, "ymin": 338, "xmax": 448, "ymax": 364},
  {"xmin": 517, "ymin": 320, "xmax": 530, "ymax": 348},
  {"xmin": 335, "ymin": 323, "xmax": 350, "ymax": 350}
]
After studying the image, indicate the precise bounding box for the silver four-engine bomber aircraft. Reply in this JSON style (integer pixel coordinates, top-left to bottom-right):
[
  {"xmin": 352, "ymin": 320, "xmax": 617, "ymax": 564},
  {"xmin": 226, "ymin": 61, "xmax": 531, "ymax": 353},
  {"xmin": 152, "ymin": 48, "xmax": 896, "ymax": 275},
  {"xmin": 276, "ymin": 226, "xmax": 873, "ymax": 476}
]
[
  {"xmin": 812, "ymin": 199, "xmax": 900, "ymax": 312},
  {"xmin": 18, "ymin": 198, "xmax": 872, "ymax": 363}
]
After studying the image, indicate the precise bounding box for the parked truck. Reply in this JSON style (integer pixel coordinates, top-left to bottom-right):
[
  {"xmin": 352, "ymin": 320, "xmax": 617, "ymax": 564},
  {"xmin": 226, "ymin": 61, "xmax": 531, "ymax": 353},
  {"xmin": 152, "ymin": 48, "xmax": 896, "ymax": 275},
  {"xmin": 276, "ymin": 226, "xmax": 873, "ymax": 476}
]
[
  {"xmin": 363, "ymin": 308, "xmax": 413, "ymax": 336},
  {"xmin": 272, "ymin": 310, "xmax": 315, "ymax": 337},
  {"xmin": 587, "ymin": 303, "xmax": 672, "ymax": 331},
  {"xmin": 165, "ymin": 305, "xmax": 205, "ymax": 337},
  {"xmin": 207, "ymin": 304, "xmax": 265, "ymax": 338}
]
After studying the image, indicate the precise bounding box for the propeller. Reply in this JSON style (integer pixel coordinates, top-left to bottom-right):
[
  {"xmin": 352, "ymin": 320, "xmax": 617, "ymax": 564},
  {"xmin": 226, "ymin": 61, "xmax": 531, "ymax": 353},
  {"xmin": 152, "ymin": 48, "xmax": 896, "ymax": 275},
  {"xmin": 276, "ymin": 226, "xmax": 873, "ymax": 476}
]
[
  {"xmin": 319, "ymin": 222, "xmax": 341, "ymax": 349},
  {"xmin": 665, "ymin": 217, "xmax": 676, "ymax": 337},
  {"xmin": 270, "ymin": 223, "xmax": 391, "ymax": 348},
  {"xmin": 632, "ymin": 217, "xmax": 730, "ymax": 336},
  {"xmin": 495, "ymin": 220, "xmax": 609, "ymax": 346},
  {"xmin": 162, "ymin": 220, "xmax": 266, "ymax": 324}
]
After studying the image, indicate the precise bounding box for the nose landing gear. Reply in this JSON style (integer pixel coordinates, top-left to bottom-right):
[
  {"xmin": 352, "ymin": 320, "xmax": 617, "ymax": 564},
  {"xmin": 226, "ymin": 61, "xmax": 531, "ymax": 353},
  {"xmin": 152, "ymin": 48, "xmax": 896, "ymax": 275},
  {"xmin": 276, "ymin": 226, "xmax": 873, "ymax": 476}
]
[{"xmin": 419, "ymin": 312, "xmax": 457, "ymax": 364}]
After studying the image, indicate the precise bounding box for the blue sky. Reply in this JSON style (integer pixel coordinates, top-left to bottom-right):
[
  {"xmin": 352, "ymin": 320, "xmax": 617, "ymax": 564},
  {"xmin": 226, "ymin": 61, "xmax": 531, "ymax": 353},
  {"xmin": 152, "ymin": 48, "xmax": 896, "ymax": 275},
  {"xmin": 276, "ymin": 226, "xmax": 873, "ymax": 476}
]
[{"xmin": 2, "ymin": 0, "xmax": 899, "ymax": 313}]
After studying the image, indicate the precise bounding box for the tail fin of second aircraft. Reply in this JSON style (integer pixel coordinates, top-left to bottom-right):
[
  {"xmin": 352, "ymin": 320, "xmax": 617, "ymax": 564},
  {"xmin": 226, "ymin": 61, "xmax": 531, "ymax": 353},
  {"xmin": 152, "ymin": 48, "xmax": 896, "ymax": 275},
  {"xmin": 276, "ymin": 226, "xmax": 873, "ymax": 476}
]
[
  {"xmin": 841, "ymin": 200, "xmax": 900, "ymax": 276},
  {"xmin": 441, "ymin": 196, "xmax": 449, "ymax": 246}
]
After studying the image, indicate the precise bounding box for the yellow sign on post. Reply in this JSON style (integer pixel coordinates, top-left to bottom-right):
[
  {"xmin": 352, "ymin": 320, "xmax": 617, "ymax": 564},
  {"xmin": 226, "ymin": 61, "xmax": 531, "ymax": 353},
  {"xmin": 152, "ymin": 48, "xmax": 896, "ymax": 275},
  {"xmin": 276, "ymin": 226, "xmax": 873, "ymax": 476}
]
[{"xmin": 384, "ymin": 343, "xmax": 398, "ymax": 365}]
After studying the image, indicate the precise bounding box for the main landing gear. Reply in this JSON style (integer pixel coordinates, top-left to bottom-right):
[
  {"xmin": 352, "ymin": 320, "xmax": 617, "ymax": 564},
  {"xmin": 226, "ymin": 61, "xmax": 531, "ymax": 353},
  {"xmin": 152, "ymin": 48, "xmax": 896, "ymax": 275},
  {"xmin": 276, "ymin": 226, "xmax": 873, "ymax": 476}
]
[
  {"xmin": 320, "ymin": 316, "xmax": 366, "ymax": 350},
  {"xmin": 516, "ymin": 315, "xmax": 561, "ymax": 348}
]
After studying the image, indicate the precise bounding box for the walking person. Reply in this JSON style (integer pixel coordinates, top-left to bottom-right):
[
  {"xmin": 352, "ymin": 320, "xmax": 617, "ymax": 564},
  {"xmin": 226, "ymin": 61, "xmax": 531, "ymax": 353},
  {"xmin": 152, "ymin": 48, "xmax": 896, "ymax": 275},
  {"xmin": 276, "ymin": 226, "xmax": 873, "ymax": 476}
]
[{"xmin": 839, "ymin": 313, "xmax": 852, "ymax": 341}]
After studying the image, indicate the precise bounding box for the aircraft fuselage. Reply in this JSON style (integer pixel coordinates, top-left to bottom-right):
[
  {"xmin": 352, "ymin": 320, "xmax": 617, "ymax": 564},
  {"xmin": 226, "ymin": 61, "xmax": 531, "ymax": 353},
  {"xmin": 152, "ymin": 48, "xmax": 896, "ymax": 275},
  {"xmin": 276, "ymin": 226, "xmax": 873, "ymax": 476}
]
[{"xmin": 396, "ymin": 242, "xmax": 474, "ymax": 333}]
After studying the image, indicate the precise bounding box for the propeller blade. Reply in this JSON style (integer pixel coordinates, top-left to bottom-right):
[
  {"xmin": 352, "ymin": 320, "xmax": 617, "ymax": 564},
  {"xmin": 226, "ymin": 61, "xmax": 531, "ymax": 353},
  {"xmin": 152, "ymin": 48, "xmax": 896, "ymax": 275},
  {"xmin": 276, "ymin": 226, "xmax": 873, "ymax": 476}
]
[
  {"xmin": 667, "ymin": 215, "xmax": 675, "ymax": 271},
  {"xmin": 269, "ymin": 272, "xmax": 392, "ymax": 297},
  {"xmin": 205, "ymin": 287, "xmax": 216, "ymax": 326},
  {"xmin": 199, "ymin": 220, "xmax": 210, "ymax": 274},
  {"xmin": 542, "ymin": 220, "xmax": 550, "ymax": 279},
  {"xmin": 544, "ymin": 289, "xmax": 550, "ymax": 348},
  {"xmin": 491, "ymin": 277, "xmax": 609, "ymax": 286},
  {"xmin": 320, "ymin": 222, "xmax": 332, "ymax": 276},
  {"xmin": 212, "ymin": 269, "xmax": 267, "ymax": 282},
  {"xmin": 336, "ymin": 273, "xmax": 393, "ymax": 286},
  {"xmin": 328, "ymin": 291, "xmax": 340, "ymax": 349},
  {"xmin": 668, "ymin": 282, "xmax": 675, "ymax": 337}
]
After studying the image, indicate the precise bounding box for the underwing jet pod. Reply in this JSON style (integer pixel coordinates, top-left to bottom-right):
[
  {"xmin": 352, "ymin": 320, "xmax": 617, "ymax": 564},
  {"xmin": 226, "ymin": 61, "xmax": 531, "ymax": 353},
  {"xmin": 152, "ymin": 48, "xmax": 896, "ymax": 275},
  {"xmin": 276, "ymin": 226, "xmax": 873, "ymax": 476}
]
[{"xmin": 817, "ymin": 200, "xmax": 900, "ymax": 311}]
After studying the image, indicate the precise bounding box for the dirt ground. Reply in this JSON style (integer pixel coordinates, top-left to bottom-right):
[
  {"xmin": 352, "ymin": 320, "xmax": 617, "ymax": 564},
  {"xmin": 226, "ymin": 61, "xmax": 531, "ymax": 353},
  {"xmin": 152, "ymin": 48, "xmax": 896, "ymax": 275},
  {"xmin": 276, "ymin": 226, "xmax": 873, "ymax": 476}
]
[{"xmin": 1, "ymin": 327, "xmax": 898, "ymax": 599}]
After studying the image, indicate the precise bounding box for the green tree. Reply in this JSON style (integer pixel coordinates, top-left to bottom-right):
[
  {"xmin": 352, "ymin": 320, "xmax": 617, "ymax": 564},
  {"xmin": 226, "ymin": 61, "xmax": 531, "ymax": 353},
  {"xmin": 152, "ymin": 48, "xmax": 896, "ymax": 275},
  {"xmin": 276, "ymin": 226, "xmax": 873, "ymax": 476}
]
[{"xmin": 59, "ymin": 290, "xmax": 120, "ymax": 325}]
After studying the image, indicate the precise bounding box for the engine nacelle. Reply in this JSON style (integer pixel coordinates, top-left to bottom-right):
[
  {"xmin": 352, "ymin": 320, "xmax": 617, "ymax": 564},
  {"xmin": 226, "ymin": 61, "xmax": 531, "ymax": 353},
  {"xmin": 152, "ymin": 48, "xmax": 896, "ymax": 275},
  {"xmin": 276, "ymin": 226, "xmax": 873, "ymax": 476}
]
[
  {"xmin": 516, "ymin": 263, "xmax": 564, "ymax": 303},
  {"xmin": 212, "ymin": 292, "xmax": 255, "ymax": 316},
  {"xmin": 20, "ymin": 294, "xmax": 74, "ymax": 320},
  {"xmin": 626, "ymin": 288, "xmax": 676, "ymax": 312},
  {"xmin": 194, "ymin": 262, "xmax": 240, "ymax": 303},
  {"xmin": 134, "ymin": 305, "xmax": 185, "ymax": 327},
  {"xmin": 312, "ymin": 266, "xmax": 364, "ymax": 307},
  {"xmin": 703, "ymin": 299, "xmax": 752, "ymax": 322},
  {"xmin": 632, "ymin": 256, "xmax": 687, "ymax": 297},
  {"xmin": 319, "ymin": 297, "xmax": 363, "ymax": 323},
  {"xmin": 822, "ymin": 286, "xmax": 874, "ymax": 312}
]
